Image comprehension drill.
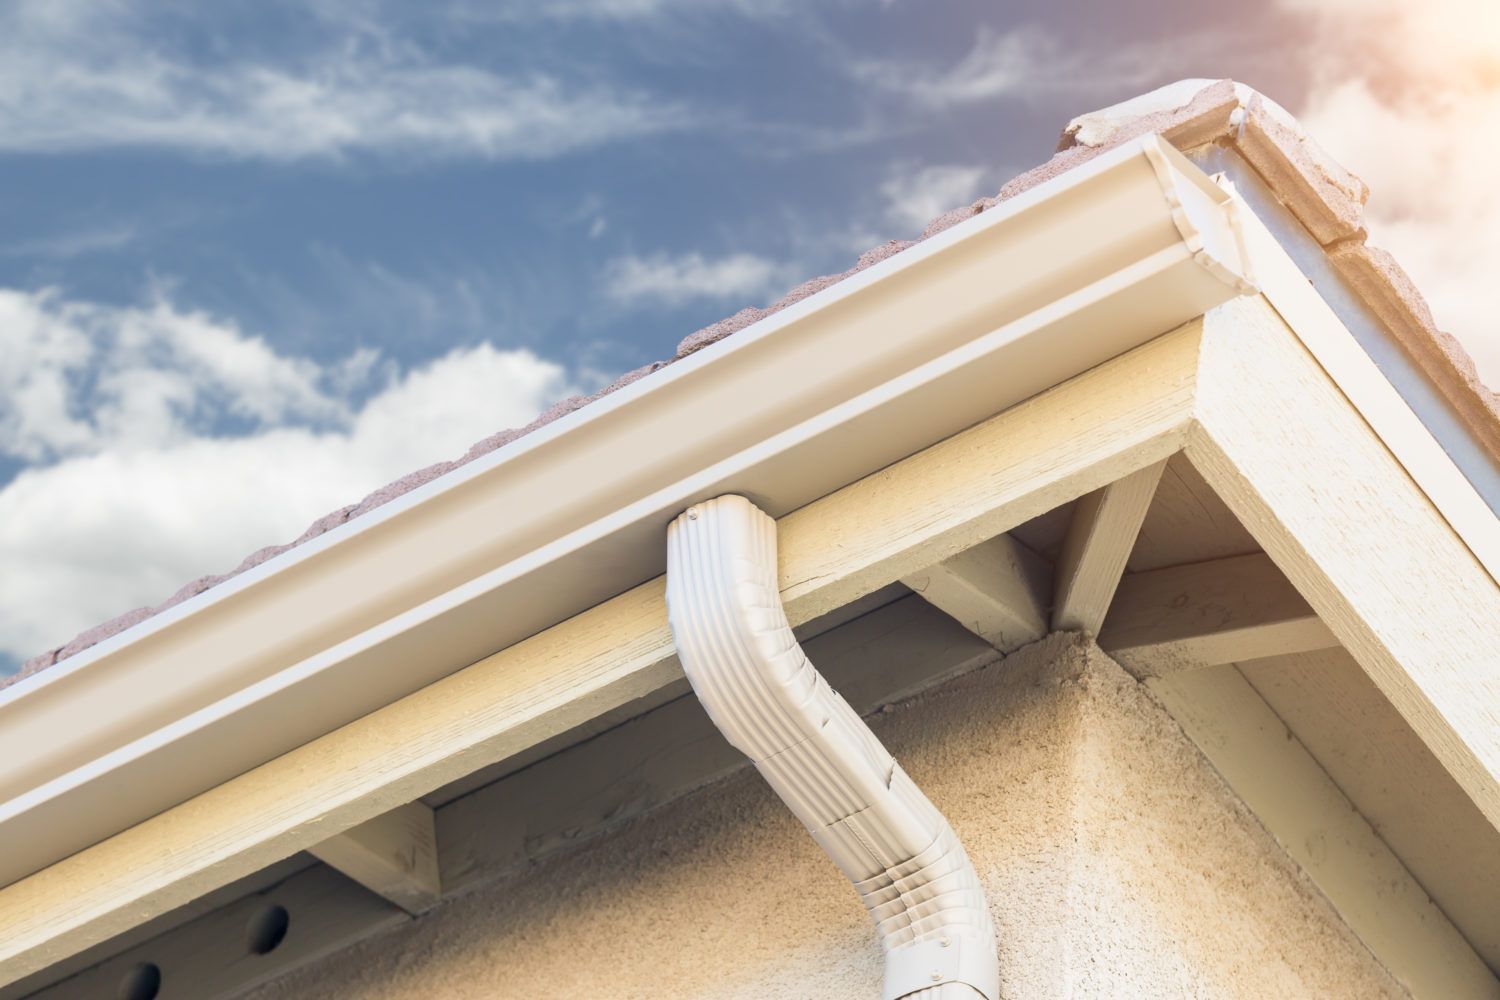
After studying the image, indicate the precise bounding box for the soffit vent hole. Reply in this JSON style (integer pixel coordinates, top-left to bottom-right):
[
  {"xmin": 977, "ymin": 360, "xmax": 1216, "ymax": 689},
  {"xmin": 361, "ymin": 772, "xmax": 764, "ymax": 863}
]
[
  {"xmin": 117, "ymin": 962, "xmax": 161, "ymax": 1000},
  {"xmin": 247, "ymin": 903, "xmax": 290, "ymax": 955}
]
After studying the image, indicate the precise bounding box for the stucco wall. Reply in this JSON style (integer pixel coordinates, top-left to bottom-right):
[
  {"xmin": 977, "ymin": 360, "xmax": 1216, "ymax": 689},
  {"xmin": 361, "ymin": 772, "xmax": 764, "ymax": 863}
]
[{"xmin": 251, "ymin": 633, "xmax": 1403, "ymax": 999}]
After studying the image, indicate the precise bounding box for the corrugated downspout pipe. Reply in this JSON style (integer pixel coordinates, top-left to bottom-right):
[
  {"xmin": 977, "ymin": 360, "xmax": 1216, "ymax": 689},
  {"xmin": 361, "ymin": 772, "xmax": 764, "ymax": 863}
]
[{"xmin": 666, "ymin": 495, "xmax": 998, "ymax": 1000}]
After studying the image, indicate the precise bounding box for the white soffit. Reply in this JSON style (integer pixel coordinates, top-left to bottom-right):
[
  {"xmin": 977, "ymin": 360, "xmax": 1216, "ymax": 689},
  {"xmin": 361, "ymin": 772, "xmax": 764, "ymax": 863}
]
[{"xmin": 0, "ymin": 136, "xmax": 1253, "ymax": 889}]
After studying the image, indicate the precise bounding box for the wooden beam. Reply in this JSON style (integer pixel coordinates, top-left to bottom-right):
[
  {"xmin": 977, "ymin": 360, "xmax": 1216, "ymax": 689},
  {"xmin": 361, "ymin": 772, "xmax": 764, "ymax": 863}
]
[
  {"xmin": 1233, "ymin": 205, "xmax": 1500, "ymax": 582},
  {"xmin": 425, "ymin": 584, "xmax": 910, "ymax": 809},
  {"xmin": 1051, "ymin": 459, "xmax": 1166, "ymax": 633},
  {"xmin": 20, "ymin": 866, "xmax": 407, "ymax": 1000},
  {"xmin": 0, "ymin": 320, "xmax": 1203, "ymax": 986},
  {"xmin": 900, "ymin": 534, "xmax": 1050, "ymax": 652},
  {"xmin": 1246, "ymin": 647, "xmax": 1500, "ymax": 969},
  {"xmin": 1098, "ymin": 552, "xmax": 1337, "ymax": 676},
  {"xmin": 439, "ymin": 595, "xmax": 994, "ymax": 896},
  {"xmin": 0, "ymin": 857, "xmax": 317, "ymax": 1000},
  {"xmin": 1151, "ymin": 664, "xmax": 1497, "ymax": 998},
  {"xmin": 13, "ymin": 596, "xmax": 994, "ymax": 998},
  {"xmin": 307, "ymin": 803, "xmax": 440, "ymax": 915},
  {"xmin": 1187, "ymin": 294, "xmax": 1500, "ymax": 833}
]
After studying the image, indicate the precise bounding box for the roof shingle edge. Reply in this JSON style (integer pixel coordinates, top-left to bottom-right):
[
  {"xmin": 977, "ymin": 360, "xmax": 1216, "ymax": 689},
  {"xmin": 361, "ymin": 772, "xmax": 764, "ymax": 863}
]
[{"xmin": 11, "ymin": 78, "xmax": 1496, "ymax": 686}]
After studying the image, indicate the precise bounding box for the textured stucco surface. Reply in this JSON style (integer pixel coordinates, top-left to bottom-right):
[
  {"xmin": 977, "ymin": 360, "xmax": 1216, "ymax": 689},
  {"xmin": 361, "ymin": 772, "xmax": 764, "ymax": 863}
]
[{"xmin": 249, "ymin": 635, "xmax": 1403, "ymax": 1000}]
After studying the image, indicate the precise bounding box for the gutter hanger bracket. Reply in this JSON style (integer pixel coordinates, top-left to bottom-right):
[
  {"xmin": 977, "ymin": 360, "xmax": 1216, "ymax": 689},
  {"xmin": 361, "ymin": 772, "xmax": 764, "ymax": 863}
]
[{"xmin": 666, "ymin": 495, "xmax": 999, "ymax": 1000}]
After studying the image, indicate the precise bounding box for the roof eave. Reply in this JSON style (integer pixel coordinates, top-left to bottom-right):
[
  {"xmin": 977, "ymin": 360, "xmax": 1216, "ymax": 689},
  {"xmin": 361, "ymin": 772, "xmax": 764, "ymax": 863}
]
[{"xmin": 0, "ymin": 134, "xmax": 1253, "ymax": 889}]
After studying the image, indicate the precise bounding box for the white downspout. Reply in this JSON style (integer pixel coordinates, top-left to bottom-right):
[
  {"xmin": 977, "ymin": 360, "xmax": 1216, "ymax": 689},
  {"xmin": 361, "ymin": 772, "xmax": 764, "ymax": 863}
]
[{"xmin": 665, "ymin": 495, "xmax": 999, "ymax": 1000}]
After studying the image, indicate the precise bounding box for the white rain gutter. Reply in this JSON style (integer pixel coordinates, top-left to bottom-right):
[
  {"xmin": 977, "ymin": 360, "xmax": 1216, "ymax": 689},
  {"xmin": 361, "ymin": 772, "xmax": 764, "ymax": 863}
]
[
  {"xmin": 667, "ymin": 495, "xmax": 996, "ymax": 999},
  {"xmin": 0, "ymin": 135, "xmax": 1254, "ymax": 889}
]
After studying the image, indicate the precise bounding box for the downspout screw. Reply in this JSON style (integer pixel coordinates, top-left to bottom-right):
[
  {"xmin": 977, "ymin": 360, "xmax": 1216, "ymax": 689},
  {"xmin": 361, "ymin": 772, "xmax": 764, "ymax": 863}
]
[
  {"xmin": 940, "ymin": 936, "xmax": 951, "ymax": 948},
  {"xmin": 931, "ymin": 971, "xmax": 943, "ymax": 982},
  {"xmin": 686, "ymin": 507, "xmax": 699, "ymax": 520}
]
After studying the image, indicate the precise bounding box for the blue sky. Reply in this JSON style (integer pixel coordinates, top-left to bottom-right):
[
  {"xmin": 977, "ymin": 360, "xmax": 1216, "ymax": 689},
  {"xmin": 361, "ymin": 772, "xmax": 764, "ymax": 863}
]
[{"xmin": 2, "ymin": 0, "xmax": 1495, "ymax": 673}]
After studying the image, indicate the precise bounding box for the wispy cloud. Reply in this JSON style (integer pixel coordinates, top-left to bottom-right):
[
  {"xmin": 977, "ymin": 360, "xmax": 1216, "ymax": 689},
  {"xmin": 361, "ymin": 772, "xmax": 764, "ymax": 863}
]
[
  {"xmin": 892, "ymin": 27, "xmax": 1047, "ymax": 107},
  {"xmin": 445, "ymin": 0, "xmax": 807, "ymax": 23},
  {"xmin": 0, "ymin": 287, "xmax": 577, "ymax": 664},
  {"xmin": 1279, "ymin": 0, "xmax": 1500, "ymax": 387},
  {"xmin": 854, "ymin": 25, "xmax": 1231, "ymax": 111},
  {"xmin": 0, "ymin": 223, "xmax": 142, "ymax": 260},
  {"xmin": 603, "ymin": 251, "xmax": 788, "ymax": 306},
  {"xmin": 0, "ymin": 1, "xmax": 685, "ymax": 161},
  {"xmin": 880, "ymin": 163, "xmax": 988, "ymax": 234}
]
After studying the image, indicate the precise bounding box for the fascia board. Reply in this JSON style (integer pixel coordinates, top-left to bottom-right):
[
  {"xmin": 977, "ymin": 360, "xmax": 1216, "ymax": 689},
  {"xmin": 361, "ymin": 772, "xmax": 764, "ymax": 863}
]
[
  {"xmin": 0, "ymin": 135, "xmax": 1253, "ymax": 889},
  {"xmin": 1196, "ymin": 160, "xmax": 1500, "ymax": 583},
  {"xmin": 0, "ymin": 323, "xmax": 1204, "ymax": 987},
  {"xmin": 1190, "ymin": 145, "xmax": 1500, "ymax": 515}
]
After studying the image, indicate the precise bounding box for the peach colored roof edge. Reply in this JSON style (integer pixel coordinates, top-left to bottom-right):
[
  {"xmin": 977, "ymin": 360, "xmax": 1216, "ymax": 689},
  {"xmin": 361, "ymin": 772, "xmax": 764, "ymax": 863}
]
[
  {"xmin": 1055, "ymin": 79, "xmax": 1498, "ymax": 457},
  {"xmin": 10, "ymin": 78, "xmax": 1495, "ymax": 686}
]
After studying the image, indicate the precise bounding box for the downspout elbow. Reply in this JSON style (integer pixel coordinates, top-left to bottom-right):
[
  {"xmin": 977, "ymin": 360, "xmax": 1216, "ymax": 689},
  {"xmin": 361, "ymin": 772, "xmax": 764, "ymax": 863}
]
[{"xmin": 665, "ymin": 495, "xmax": 999, "ymax": 1000}]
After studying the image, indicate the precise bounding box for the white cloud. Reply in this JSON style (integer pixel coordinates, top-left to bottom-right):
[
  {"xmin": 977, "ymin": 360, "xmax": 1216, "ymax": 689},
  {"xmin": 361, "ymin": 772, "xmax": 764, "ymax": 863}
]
[
  {"xmin": 0, "ymin": 288, "xmax": 576, "ymax": 664},
  {"xmin": 0, "ymin": 1, "xmax": 682, "ymax": 160},
  {"xmin": 603, "ymin": 251, "xmax": 787, "ymax": 306},
  {"xmin": 881, "ymin": 164, "xmax": 988, "ymax": 234},
  {"xmin": 897, "ymin": 28, "xmax": 1045, "ymax": 107},
  {"xmin": 0, "ymin": 289, "xmax": 350, "ymax": 461},
  {"xmin": 1281, "ymin": 0, "xmax": 1500, "ymax": 387},
  {"xmin": 857, "ymin": 27, "xmax": 1220, "ymax": 111},
  {"xmin": 448, "ymin": 0, "xmax": 805, "ymax": 22}
]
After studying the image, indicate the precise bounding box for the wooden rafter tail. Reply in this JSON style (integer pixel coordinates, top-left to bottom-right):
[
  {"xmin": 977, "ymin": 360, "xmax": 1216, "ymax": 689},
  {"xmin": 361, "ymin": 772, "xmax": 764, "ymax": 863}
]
[
  {"xmin": 900, "ymin": 534, "xmax": 1051, "ymax": 653},
  {"xmin": 1098, "ymin": 552, "xmax": 1338, "ymax": 677},
  {"xmin": 308, "ymin": 802, "xmax": 441, "ymax": 916},
  {"xmin": 1051, "ymin": 459, "xmax": 1168, "ymax": 634}
]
